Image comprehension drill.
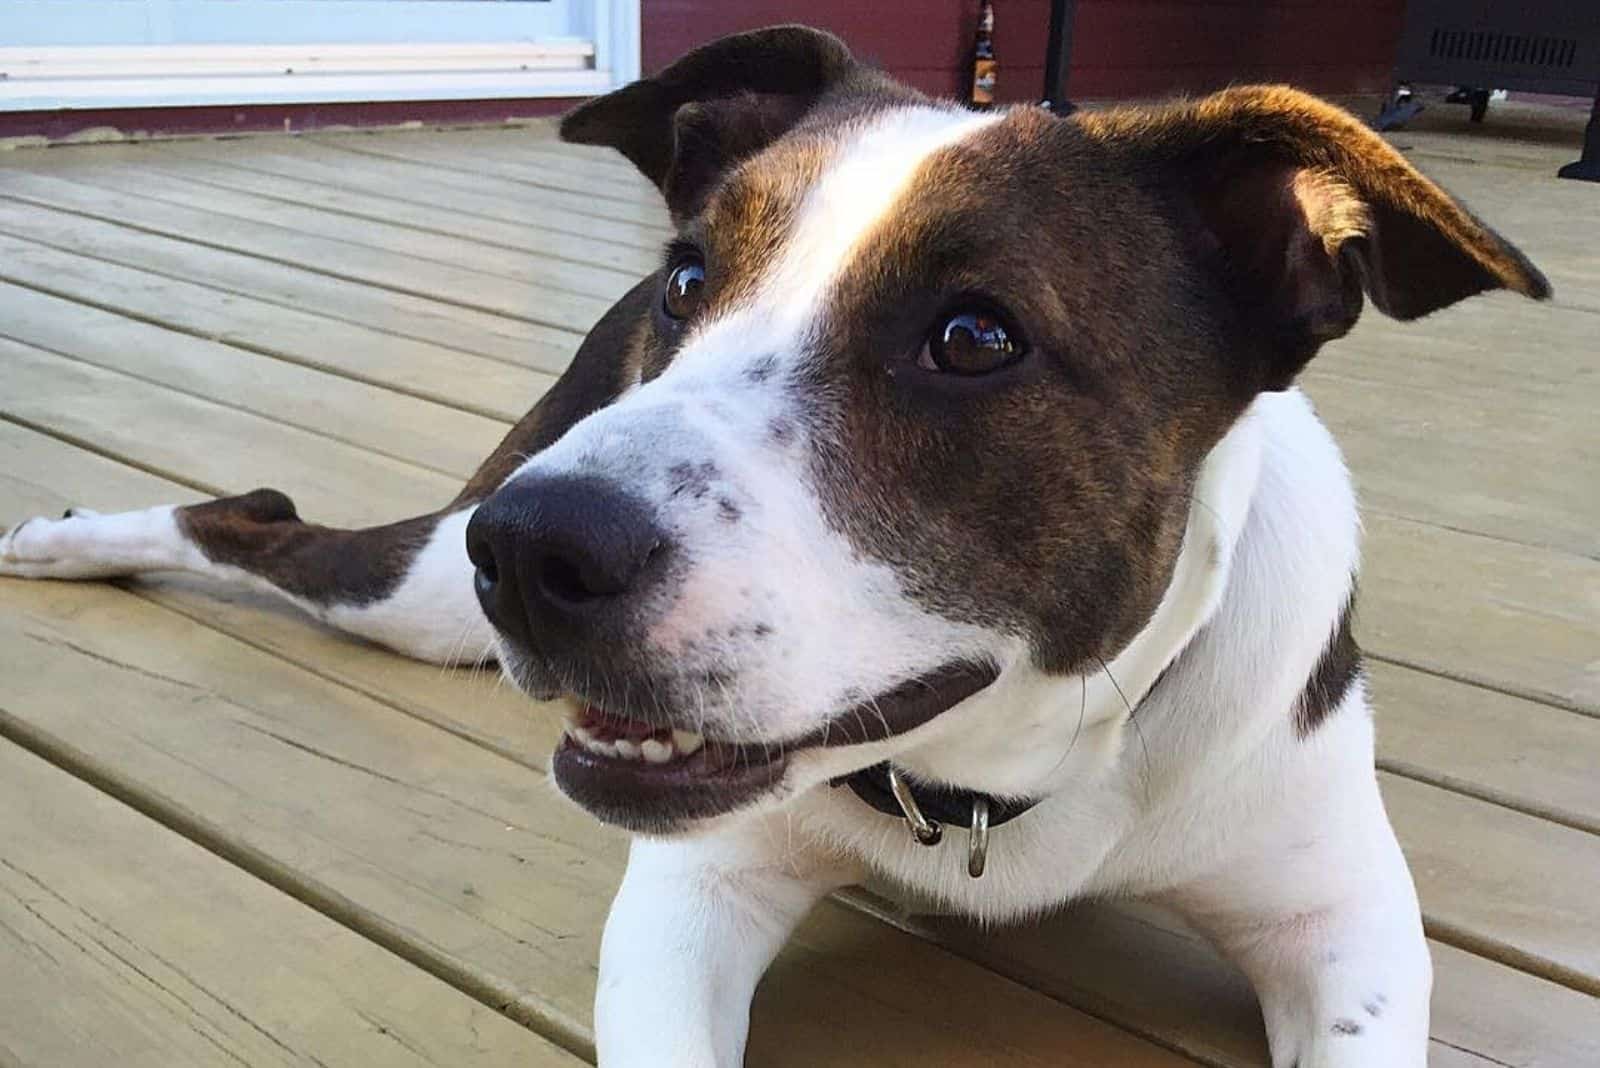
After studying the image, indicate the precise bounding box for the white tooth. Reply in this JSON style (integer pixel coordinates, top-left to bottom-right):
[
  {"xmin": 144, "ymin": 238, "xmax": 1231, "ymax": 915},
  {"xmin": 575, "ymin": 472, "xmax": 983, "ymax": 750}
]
[
  {"xmin": 641, "ymin": 738, "xmax": 673, "ymax": 764},
  {"xmin": 589, "ymin": 738, "xmax": 618, "ymax": 758},
  {"xmin": 572, "ymin": 726, "xmax": 595, "ymax": 745},
  {"xmin": 672, "ymin": 729, "xmax": 704, "ymax": 755},
  {"xmin": 614, "ymin": 738, "xmax": 642, "ymax": 760}
]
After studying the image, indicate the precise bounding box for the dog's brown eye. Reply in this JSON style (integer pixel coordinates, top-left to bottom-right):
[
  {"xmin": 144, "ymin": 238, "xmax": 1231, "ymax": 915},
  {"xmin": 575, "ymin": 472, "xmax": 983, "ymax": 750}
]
[
  {"xmin": 921, "ymin": 310, "xmax": 1021, "ymax": 376},
  {"xmin": 663, "ymin": 257, "xmax": 706, "ymax": 321}
]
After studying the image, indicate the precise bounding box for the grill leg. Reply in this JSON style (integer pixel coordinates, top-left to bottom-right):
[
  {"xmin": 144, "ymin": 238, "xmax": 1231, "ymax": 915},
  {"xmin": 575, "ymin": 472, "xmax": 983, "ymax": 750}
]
[
  {"xmin": 1558, "ymin": 86, "xmax": 1600, "ymax": 182},
  {"xmin": 1467, "ymin": 87, "xmax": 1491, "ymax": 123}
]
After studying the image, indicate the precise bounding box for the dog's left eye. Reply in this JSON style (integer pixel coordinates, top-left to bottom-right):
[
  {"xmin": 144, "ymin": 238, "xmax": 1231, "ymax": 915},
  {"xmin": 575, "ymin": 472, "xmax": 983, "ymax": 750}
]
[
  {"xmin": 663, "ymin": 257, "xmax": 706, "ymax": 321},
  {"xmin": 919, "ymin": 310, "xmax": 1023, "ymax": 376}
]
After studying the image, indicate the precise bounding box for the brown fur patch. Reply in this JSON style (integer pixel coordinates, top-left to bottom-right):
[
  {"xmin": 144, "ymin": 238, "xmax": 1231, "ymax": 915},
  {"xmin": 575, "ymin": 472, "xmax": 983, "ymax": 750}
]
[
  {"xmin": 804, "ymin": 108, "xmax": 1244, "ymax": 670},
  {"xmin": 178, "ymin": 490, "xmax": 437, "ymax": 607},
  {"xmin": 1075, "ymin": 86, "xmax": 1550, "ymax": 318},
  {"xmin": 1296, "ymin": 593, "xmax": 1362, "ymax": 737}
]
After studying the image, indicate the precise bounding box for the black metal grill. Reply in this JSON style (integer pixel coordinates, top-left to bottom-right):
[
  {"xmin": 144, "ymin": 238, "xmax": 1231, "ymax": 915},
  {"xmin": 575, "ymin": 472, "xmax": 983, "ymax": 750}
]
[
  {"xmin": 1428, "ymin": 29, "xmax": 1578, "ymax": 71},
  {"xmin": 1376, "ymin": 2, "xmax": 1600, "ymax": 179}
]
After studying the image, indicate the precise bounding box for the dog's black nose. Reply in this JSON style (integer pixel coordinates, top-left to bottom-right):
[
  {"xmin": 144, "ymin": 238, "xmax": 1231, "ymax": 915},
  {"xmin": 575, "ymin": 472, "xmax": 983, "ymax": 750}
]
[{"xmin": 466, "ymin": 474, "xmax": 666, "ymax": 649}]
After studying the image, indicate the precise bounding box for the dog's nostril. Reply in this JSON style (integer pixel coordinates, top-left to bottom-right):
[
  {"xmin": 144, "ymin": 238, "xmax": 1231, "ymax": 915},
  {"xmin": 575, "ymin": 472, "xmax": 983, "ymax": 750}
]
[
  {"xmin": 474, "ymin": 561, "xmax": 498, "ymax": 601},
  {"xmin": 538, "ymin": 553, "xmax": 600, "ymax": 605}
]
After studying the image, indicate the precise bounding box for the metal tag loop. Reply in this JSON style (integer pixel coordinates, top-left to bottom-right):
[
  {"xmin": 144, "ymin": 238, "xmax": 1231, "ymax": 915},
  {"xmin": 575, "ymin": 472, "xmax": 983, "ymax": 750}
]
[
  {"xmin": 967, "ymin": 798, "xmax": 991, "ymax": 878},
  {"xmin": 885, "ymin": 765, "xmax": 943, "ymax": 846}
]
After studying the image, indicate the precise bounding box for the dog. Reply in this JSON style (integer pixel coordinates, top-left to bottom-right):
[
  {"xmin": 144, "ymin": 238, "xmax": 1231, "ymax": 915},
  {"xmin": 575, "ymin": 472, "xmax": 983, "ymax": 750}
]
[{"xmin": 0, "ymin": 26, "xmax": 1550, "ymax": 1068}]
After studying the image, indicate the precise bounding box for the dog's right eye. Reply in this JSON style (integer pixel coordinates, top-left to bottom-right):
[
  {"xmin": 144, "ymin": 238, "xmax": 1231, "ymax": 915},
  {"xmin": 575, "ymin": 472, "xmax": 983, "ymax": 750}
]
[
  {"xmin": 663, "ymin": 257, "xmax": 706, "ymax": 321},
  {"xmin": 919, "ymin": 308, "xmax": 1024, "ymax": 376}
]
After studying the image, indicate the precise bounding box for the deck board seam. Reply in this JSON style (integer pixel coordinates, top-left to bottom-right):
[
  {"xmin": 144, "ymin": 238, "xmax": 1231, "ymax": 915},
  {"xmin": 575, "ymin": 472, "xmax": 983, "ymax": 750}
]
[
  {"xmin": 0, "ymin": 278, "xmax": 536, "ymax": 425},
  {"xmin": 1357, "ymin": 504, "xmax": 1600, "ymax": 564},
  {"xmin": 162, "ymin": 145, "xmax": 674, "ymax": 243},
  {"xmin": 0, "ymin": 224, "xmax": 583, "ymax": 367},
  {"xmin": 0, "ymin": 174, "xmax": 639, "ymax": 302},
  {"xmin": 0, "ymin": 412, "xmax": 224, "ymax": 497},
  {"xmin": 1366, "ymin": 651, "xmax": 1598, "ymax": 721},
  {"xmin": 0, "ymin": 336, "xmax": 479, "ymax": 482},
  {"xmin": 0, "ymin": 195, "xmax": 601, "ymax": 336},
  {"xmin": 302, "ymin": 137, "xmax": 656, "ymax": 208},
  {"xmin": 61, "ymin": 160, "xmax": 657, "ymax": 268},
  {"xmin": 1374, "ymin": 757, "xmax": 1598, "ymax": 837},
  {"xmin": 0, "ymin": 699, "xmax": 600, "ymax": 1066}
]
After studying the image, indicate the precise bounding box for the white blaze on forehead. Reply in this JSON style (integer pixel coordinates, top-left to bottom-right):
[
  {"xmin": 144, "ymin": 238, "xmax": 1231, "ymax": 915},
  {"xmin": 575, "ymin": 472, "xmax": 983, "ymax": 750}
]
[{"xmin": 729, "ymin": 104, "xmax": 1003, "ymax": 337}]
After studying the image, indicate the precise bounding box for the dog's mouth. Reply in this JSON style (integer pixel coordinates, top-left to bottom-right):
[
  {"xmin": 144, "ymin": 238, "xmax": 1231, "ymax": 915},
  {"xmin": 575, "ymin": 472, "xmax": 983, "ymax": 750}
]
[{"xmin": 550, "ymin": 660, "xmax": 998, "ymax": 833}]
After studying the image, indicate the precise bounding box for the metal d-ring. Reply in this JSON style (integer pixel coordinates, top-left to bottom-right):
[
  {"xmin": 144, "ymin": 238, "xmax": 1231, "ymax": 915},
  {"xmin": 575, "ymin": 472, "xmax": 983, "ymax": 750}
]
[
  {"xmin": 967, "ymin": 798, "xmax": 991, "ymax": 878},
  {"xmin": 885, "ymin": 765, "xmax": 943, "ymax": 846}
]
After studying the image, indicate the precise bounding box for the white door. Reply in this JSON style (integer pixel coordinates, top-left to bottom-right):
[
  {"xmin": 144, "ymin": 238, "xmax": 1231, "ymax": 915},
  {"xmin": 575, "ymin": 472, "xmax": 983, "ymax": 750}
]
[{"xmin": 0, "ymin": 0, "xmax": 639, "ymax": 109}]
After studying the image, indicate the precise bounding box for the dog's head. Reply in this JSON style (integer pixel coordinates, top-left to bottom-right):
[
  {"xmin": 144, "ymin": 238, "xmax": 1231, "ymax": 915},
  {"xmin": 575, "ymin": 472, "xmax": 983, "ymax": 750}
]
[{"xmin": 467, "ymin": 27, "xmax": 1547, "ymax": 833}]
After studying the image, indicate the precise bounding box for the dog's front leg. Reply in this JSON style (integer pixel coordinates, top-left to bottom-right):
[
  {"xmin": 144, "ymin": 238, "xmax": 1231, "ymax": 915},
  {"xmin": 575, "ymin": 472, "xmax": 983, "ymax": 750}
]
[
  {"xmin": 1176, "ymin": 738, "xmax": 1432, "ymax": 1067},
  {"xmin": 595, "ymin": 823, "xmax": 860, "ymax": 1068},
  {"xmin": 1218, "ymin": 859, "xmax": 1431, "ymax": 1068}
]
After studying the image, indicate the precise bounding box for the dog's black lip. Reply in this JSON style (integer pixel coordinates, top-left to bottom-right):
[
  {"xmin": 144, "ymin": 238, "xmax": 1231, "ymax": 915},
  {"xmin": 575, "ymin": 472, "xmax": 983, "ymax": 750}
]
[{"xmin": 551, "ymin": 660, "xmax": 999, "ymax": 832}]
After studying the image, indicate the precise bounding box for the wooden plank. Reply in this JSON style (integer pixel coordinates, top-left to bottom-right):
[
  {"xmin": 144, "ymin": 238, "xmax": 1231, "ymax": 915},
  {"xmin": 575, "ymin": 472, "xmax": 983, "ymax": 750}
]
[
  {"xmin": 0, "ymin": 189, "xmax": 613, "ymax": 334},
  {"xmin": 1306, "ymin": 296, "xmax": 1600, "ymax": 558},
  {"xmin": 0, "ymin": 239, "xmax": 558, "ymax": 418},
  {"xmin": 0, "ymin": 199, "xmax": 584, "ymax": 366},
  {"xmin": 266, "ymin": 135, "xmax": 670, "ymax": 226},
  {"xmin": 875, "ymin": 898, "xmax": 1600, "ymax": 1068},
  {"xmin": 0, "ymin": 740, "xmax": 583, "ymax": 1068},
  {"xmin": 0, "ymin": 164, "xmax": 640, "ymax": 302},
  {"xmin": 1372, "ymin": 661, "xmax": 1600, "ymax": 835},
  {"xmin": 46, "ymin": 151, "xmax": 659, "ymax": 274},
  {"xmin": 0, "ymin": 338, "xmax": 456, "ymax": 526},
  {"xmin": 304, "ymin": 133, "xmax": 655, "ymax": 202},
  {"xmin": 167, "ymin": 138, "xmax": 674, "ymax": 247},
  {"xmin": 312, "ymin": 125, "xmax": 646, "ymax": 180},
  {"xmin": 0, "ymin": 577, "xmax": 1201, "ymax": 1068},
  {"xmin": 0, "ymin": 284, "xmax": 512, "ymax": 478},
  {"xmin": 1361, "ymin": 512, "xmax": 1600, "ymax": 716},
  {"xmin": 3, "ymin": 424, "xmax": 1592, "ymax": 1068},
  {"xmin": 1384, "ymin": 772, "xmax": 1600, "ymax": 995}
]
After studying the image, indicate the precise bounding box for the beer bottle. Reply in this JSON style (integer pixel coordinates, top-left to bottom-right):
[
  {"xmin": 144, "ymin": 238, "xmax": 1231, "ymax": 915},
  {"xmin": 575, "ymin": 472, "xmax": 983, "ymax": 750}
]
[{"xmin": 970, "ymin": 0, "xmax": 997, "ymax": 110}]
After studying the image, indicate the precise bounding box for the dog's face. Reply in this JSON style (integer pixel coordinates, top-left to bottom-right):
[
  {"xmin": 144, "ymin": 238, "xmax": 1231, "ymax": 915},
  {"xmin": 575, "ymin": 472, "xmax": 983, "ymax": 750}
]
[{"xmin": 467, "ymin": 28, "xmax": 1546, "ymax": 833}]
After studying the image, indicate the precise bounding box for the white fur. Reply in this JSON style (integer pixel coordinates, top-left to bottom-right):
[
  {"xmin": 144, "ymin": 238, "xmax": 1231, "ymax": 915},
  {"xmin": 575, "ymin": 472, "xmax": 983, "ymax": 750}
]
[
  {"xmin": 0, "ymin": 504, "xmax": 491, "ymax": 664},
  {"xmin": 0, "ymin": 505, "xmax": 206, "ymax": 579},
  {"xmin": 595, "ymin": 390, "xmax": 1429, "ymax": 1067},
  {"xmin": 323, "ymin": 508, "xmax": 491, "ymax": 664}
]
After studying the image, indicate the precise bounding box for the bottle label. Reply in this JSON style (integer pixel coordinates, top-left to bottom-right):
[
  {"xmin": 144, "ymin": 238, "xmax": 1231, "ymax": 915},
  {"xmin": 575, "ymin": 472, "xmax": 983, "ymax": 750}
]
[{"xmin": 972, "ymin": 59, "xmax": 997, "ymax": 106}]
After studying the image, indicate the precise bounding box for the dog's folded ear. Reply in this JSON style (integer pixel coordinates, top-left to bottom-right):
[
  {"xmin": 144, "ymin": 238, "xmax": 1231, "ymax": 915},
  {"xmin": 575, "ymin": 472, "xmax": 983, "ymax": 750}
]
[
  {"xmin": 1081, "ymin": 86, "xmax": 1550, "ymax": 390},
  {"xmin": 560, "ymin": 26, "xmax": 877, "ymax": 221}
]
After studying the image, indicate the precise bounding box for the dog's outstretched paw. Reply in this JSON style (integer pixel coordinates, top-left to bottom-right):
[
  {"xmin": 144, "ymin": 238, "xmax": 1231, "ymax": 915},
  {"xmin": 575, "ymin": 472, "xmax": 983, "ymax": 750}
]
[
  {"xmin": 0, "ymin": 507, "xmax": 182, "ymax": 580},
  {"xmin": 3, "ymin": 514, "xmax": 97, "ymax": 579}
]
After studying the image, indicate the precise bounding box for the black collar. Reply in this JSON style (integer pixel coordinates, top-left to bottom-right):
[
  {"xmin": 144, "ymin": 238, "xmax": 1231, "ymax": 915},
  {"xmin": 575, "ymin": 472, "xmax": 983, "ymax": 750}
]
[{"xmin": 836, "ymin": 762, "xmax": 1040, "ymax": 833}]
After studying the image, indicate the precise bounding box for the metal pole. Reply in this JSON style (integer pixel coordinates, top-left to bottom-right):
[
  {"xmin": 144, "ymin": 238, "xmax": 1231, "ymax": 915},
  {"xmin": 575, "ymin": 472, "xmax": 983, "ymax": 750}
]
[{"xmin": 1042, "ymin": 0, "xmax": 1077, "ymax": 112}]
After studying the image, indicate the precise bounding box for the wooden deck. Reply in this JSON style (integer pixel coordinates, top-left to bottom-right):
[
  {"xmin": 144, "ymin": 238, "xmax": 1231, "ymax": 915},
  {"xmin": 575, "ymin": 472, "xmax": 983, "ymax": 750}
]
[{"xmin": 0, "ymin": 107, "xmax": 1596, "ymax": 1067}]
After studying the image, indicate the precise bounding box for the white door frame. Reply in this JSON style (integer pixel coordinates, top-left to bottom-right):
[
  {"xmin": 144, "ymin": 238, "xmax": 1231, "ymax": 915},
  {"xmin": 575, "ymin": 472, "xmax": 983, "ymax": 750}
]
[{"xmin": 0, "ymin": 0, "xmax": 639, "ymax": 110}]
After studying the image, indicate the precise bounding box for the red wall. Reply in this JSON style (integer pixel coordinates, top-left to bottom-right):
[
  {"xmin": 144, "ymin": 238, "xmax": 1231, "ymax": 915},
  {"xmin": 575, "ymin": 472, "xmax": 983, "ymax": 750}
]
[{"xmin": 643, "ymin": 1, "xmax": 1406, "ymax": 103}]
